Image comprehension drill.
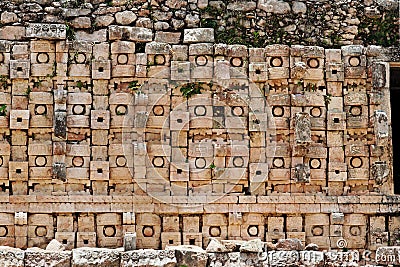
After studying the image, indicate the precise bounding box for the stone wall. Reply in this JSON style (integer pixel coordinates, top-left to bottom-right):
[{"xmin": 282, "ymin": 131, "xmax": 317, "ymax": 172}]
[
  {"xmin": 1, "ymin": 0, "xmax": 400, "ymax": 254},
  {"xmin": 1, "ymin": 242, "xmax": 399, "ymax": 266},
  {"xmin": 0, "ymin": 0, "xmax": 399, "ymax": 47}
]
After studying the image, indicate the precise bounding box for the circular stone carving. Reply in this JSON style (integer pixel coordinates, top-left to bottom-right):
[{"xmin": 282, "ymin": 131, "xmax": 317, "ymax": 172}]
[
  {"xmin": 350, "ymin": 226, "xmax": 361, "ymax": 236},
  {"xmin": 195, "ymin": 55, "xmax": 208, "ymax": 66},
  {"xmin": 232, "ymin": 106, "xmax": 244, "ymax": 116},
  {"xmin": 248, "ymin": 225, "xmax": 259, "ymax": 237},
  {"xmin": 311, "ymin": 226, "xmax": 323, "ymax": 236},
  {"xmin": 152, "ymin": 157, "xmax": 164, "ymax": 167},
  {"xmin": 350, "ymin": 157, "xmax": 363, "ymax": 168},
  {"xmin": 0, "ymin": 156, "xmax": 3, "ymax": 167},
  {"xmin": 310, "ymin": 107, "xmax": 322, "ymax": 117},
  {"xmin": 273, "ymin": 157, "xmax": 285, "ymax": 168},
  {"xmin": 349, "ymin": 56, "xmax": 361, "ymax": 67},
  {"xmin": 209, "ymin": 226, "xmax": 221, "ymax": 237},
  {"xmin": 233, "ymin": 156, "xmax": 244, "ymax": 167},
  {"xmin": 143, "ymin": 226, "xmax": 154, "ymax": 237},
  {"xmin": 116, "ymin": 105, "xmax": 127, "ymax": 115},
  {"xmin": 73, "ymin": 104, "xmax": 85, "ymax": 115},
  {"xmin": 310, "ymin": 158, "xmax": 321, "ymax": 169},
  {"xmin": 35, "ymin": 226, "xmax": 47, "ymax": 237},
  {"xmin": 272, "ymin": 106, "xmax": 284, "ymax": 117},
  {"xmin": 154, "ymin": 54, "xmax": 166, "ymax": 65},
  {"xmin": 35, "ymin": 105, "xmax": 47, "ymax": 115},
  {"xmin": 230, "ymin": 57, "xmax": 243, "ymax": 67},
  {"xmin": 103, "ymin": 226, "xmax": 116, "ymax": 237},
  {"xmin": 74, "ymin": 52, "xmax": 86, "ymax": 64},
  {"xmin": 72, "ymin": 156, "xmax": 84, "ymax": 167},
  {"xmin": 37, "ymin": 52, "xmax": 50, "ymax": 64},
  {"xmin": 35, "ymin": 156, "xmax": 47, "ymax": 167},
  {"xmin": 0, "ymin": 53, "xmax": 4, "ymax": 63},
  {"xmin": 307, "ymin": 58, "xmax": 320, "ymax": 68},
  {"xmin": 153, "ymin": 105, "xmax": 164, "ymax": 116},
  {"xmin": 350, "ymin": 106, "xmax": 362, "ymax": 116},
  {"xmin": 116, "ymin": 156, "xmax": 127, "ymax": 167},
  {"xmin": 195, "ymin": 157, "xmax": 207, "ymax": 169},
  {"xmin": 0, "ymin": 226, "xmax": 8, "ymax": 237},
  {"xmin": 117, "ymin": 54, "xmax": 129, "ymax": 65},
  {"xmin": 194, "ymin": 105, "xmax": 207, "ymax": 116},
  {"xmin": 270, "ymin": 57, "xmax": 283, "ymax": 67}
]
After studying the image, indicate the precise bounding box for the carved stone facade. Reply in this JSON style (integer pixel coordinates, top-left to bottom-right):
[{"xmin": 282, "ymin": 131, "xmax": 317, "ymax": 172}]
[{"xmin": 0, "ymin": 1, "xmax": 399, "ymax": 262}]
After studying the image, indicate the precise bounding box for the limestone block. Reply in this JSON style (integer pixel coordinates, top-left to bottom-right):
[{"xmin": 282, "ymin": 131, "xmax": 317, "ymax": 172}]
[
  {"xmin": 372, "ymin": 62, "xmax": 389, "ymax": 89},
  {"xmin": 25, "ymin": 250, "xmax": 71, "ymax": 267},
  {"xmin": 55, "ymin": 232, "xmax": 75, "ymax": 250},
  {"xmin": 167, "ymin": 245, "xmax": 207, "ymax": 267},
  {"xmin": 9, "ymin": 110, "xmax": 29, "ymax": 130},
  {"xmin": 26, "ymin": 23, "xmax": 66, "ymax": 39},
  {"xmin": 10, "ymin": 60, "xmax": 31, "ymax": 79},
  {"xmin": 371, "ymin": 161, "xmax": 389, "ymax": 185},
  {"xmin": 268, "ymin": 251, "xmax": 299, "ymax": 267},
  {"xmin": 92, "ymin": 60, "xmax": 111, "ymax": 80},
  {"xmin": 171, "ymin": 61, "xmax": 190, "ymax": 81},
  {"xmin": 120, "ymin": 249, "xmax": 177, "ymax": 267},
  {"xmin": 0, "ymin": 246, "xmax": 25, "ymax": 267},
  {"xmin": 136, "ymin": 214, "xmax": 161, "ymax": 249},
  {"xmin": 294, "ymin": 112, "xmax": 311, "ymax": 143},
  {"xmin": 91, "ymin": 110, "xmax": 110, "ymax": 130},
  {"xmin": 108, "ymin": 26, "xmax": 153, "ymax": 42},
  {"xmin": 72, "ymin": 247, "xmax": 120, "ymax": 267},
  {"xmin": 183, "ymin": 28, "xmax": 214, "ymax": 43},
  {"xmin": 374, "ymin": 110, "xmax": 389, "ymax": 145},
  {"xmin": 76, "ymin": 232, "xmax": 96, "ymax": 248},
  {"xmin": 9, "ymin": 161, "xmax": 28, "ymax": 181}
]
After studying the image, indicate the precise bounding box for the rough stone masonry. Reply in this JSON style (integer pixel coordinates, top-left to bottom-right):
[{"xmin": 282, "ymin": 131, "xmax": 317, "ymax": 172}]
[{"xmin": 0, "ymin": 0, "xmax": 400, "ymax": 266}]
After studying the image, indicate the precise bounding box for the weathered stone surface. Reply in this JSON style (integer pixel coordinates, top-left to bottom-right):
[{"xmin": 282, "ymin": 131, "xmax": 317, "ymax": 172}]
[
  {"xmin": 275, "ymin": 238, "xmax": 304, "ymax": 251},
  {"xmin": 183, "ymin": 28, "xmax": 214, "ymax": 43},
  {"xmin": 70, "ymin": 17, "xmax": 92, "ymax": 29},
  {"xmin": 239, "ymin": 239, "xmax": 264, "ymax": 253},
  {"xmin": 0, "ymin": 26, "xmax": 26, "ymax": 40},
  {"xmin": 167, "ymin": 245, "xmax": 208, "ymax": 267},
  {"xmin": 0, "ymin": 246, "xmax": 25, "ymax": 267},
  {"xmin": 124, "ymin": 232, "xmax": 136, "ymax": 251},
  {"xmin": 268, "ymin": 251, "xmax": 300, "ymax": 267},
  {"xmin": 26, "ymin": 23, "xmax": 66, "ymax": 39},
  {"xmin": 75, "ymin": 29, "xmax": 107, "ymax": 42},
  {"xmin": 115, "ymin": 11, "xmax": 137, "ymax": 25},
  {"xmin": 258, "ymin": 0, "xmax": 291, "ymax": 14},
  {"xmin": 206, "ymin": 238, "xmax": 230, "ymax": 253},
  {"xmin": 0, "ymin": 11, "xmax": 18, "ymax": 24},
  {"xmin": 121, "ymin": 249, "xmax": 177, "ymax": 267},
  {"xmin": 25, "ymin": 250, "xmax": 71, "ymax": 267},
  {"xmin": 292, "ymin": 1, "xmax": 307, "ymax": 14},
  {"xmin": 294, "ymin": 112, "xmax": 311, "ymax": 143},
  {"xmin": 46, "ymin": 239, "xmax": 66, "ymax": 251},
  {"xmin": 95, "ymin": 15, "xmax": 115, "ymax": 27},
  {"xmin": 72, "ymin": 248, "xmax": 120, "ymax": 267},
  {"xmin": 227, "ymin": 1, "xmax": 257, "ymax": 11},
  {"xmin": 372, "ymin": 161, "xmax": 389, "ymax": 185}
]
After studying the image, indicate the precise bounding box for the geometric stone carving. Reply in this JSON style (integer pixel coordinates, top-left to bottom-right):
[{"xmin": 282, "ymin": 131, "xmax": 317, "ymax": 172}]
[
  {"xmin": 294, "ymin": 163, "xmax": 310, "ymax": 183},
  {"xmin": 372, "ymin": 161, "xmax": 389, "ymax": 185},
  {"xmin": 295, "ymin": 112, "xmax": 311, "ymax": 144},
  {"xmin": 26, "ymin": 23, "xmax": 66, "ymax": 39},
  {"xmin": 374, "ymin": 111, "xmax": 389, "ymax": 145}
]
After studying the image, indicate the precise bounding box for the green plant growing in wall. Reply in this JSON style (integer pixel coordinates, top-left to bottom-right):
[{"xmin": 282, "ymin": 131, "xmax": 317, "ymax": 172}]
[
  {"xmin": 128, "ymin": 80, "xmax": 141, "ymax": 91},
  {"xmin": 76, "ymin": 80, "xmax": 84, "ymax": 89},
  {"xmin": 180, "ymin": 82, "xmax": 205, "ymax": 99},
  {"xmin": 65, "ymin": 23, "xmax": 75, "ymax": 40},
  {"xmin": 0, "ymin": 104, "xmax": 7, "ymax": 116},
  {"xmin": 209, "ymin": 163, "xmax": 216, "ymax": 169},
  {"xmin": 324, "ymin": 93, "xmax": 332, "ymax": 106},
  {"xmin": 25, "ymin": 86, "xmax": 32, "ymax": 96},
  {"xmin": 0, "ymin": 75, "xmax": 8, "ymax": 90}
]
